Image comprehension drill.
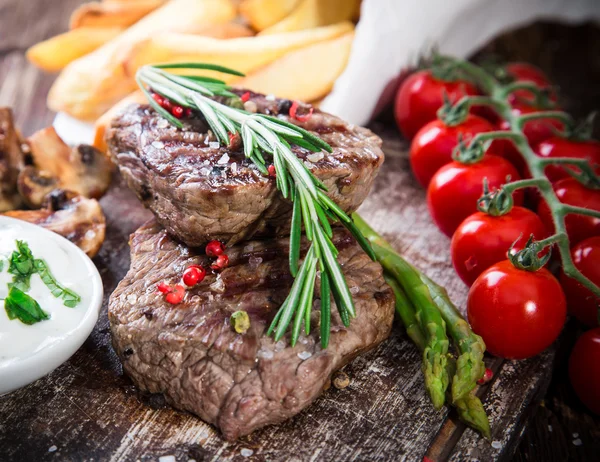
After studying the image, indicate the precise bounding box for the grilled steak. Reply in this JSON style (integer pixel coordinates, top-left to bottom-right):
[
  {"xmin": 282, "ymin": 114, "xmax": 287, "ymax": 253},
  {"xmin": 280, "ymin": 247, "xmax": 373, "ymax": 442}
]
[
  {"xmin": 106, "ymin": 92, "xmax": 384, "ymax": 246},
  {"xmin": 109, "ymin": 221, "xmax": 394, "ymax": 440}
]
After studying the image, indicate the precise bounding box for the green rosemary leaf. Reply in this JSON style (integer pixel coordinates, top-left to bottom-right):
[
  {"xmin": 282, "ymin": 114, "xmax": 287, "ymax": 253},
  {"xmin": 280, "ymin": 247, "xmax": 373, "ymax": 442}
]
[
  {"xmin": 320, "ymin": 271, "xmax": 331, "ymax": 348},
  {"xmin": 290, "ymin": 249, "xmax": 317, "ymax": 345},
  {"xmin": 256, "ymin": 114, "xmax": 332, "ymax": 152},
  {"xmin": 241, "ymin": 124, "xmax": 255, "ymax": 159},
  {"xmin": 274, "ymin": 246, "xmax": 314, "ymax": 341},
  {"xmin": 289, "ymin": 191, "xmax": 302, "ymax": 277},
  {"xmin": 285, "ymin": 136, "xmax": 321, "ymax": 152},
  {"xmin": 314, "ymin": 202, "xmax": 333, "ymax": 239},
  {"xmin": 152, "ymin": 62, "xmax": 245, "ymax": 77},
  {"xmin": 258, "ymin": 117, "xmax": 304, "ymax": 139},
  {"xmin": 143, "ymin": 70, "xmax": 193, "ymax": 104},
  {"xmin": 34, "ymin": 260, "xmax": 81, "ymax": 307},
  {"xmin": 273, "ymin": 150, "xmax": 288, "ymax": 198},
  {"xmin": 137, "ymin": 76, "xmax": 183, "ymax": 128},
  {"xmin": 330, "ymin": 277, "xmax": 350, "ymax": 327},
  {"xmin": 315, "ymin": 226, "xmax": 356, "ymax": 318},
  {"xmin": 4, "ymin": 286, "xmax": 49, "ymax": 325},
  {"xmin": 192, "ymin": 95, "xmax": 228, "ymax": 142},
  {"xmin": 317, "ymin": 191, "xmax": 351, "ymax": 223},
  {"xmin": 343, "ymin": 219, "xmax": 377, "ymax": 261},
  {"xmin": 181, "ymin": 75, "xmax": 226, "ymax": 85},
  {"xmin": 0, "ymin": 260, "xmax": 4, "ymax": 272},
  {"xmin": 267, "ymin": 299, "xmax": 285, "ymax": 336},
  {"xmin": 153, "ymin": 69, "xmax": 215, "ymax": 97},
  {"xmin": 299, "ymin": 187, "xmax": 314, "ymax": 241}
]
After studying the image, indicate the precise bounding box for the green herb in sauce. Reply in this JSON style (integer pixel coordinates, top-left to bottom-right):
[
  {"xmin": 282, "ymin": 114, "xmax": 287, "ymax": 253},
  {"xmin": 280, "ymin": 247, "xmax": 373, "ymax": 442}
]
[{"xmin": 4, "ymin": 286, "xmax": 49, "ymax": 325}]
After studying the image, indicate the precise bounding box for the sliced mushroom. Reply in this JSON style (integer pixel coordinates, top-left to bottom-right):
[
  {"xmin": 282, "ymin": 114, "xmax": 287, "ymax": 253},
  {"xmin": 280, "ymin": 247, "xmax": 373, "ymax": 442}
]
[
  {"xmin": 0, "ymin": 108, "xmax": 25, "ymax": 211},
  {"xmin": 4, "ymin": 190, "xmax": 106, "ymax": 257},
  {"xmin": 27, "ymin": 127, "xmax": 113, "ymax": 199},
  {"xmin": 17, "ymin": 166, "xmax": 60, "ymax": 208}
]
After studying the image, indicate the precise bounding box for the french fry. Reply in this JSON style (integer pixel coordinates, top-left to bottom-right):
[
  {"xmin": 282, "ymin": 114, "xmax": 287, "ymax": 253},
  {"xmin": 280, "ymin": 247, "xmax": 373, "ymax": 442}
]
[
  {"xmin": 234, "ymin": 31, "xmax": 354, "ymax": 102},
  {"xmin": 239, "ymin": 0, "xmax": 300, "ymax": 31},
  {"xmin": 259, "ymin": 0, "xmax": 360, "ymax": 35},
  {"xmin": 26, "ymin": 27, "xmax": 123, "ymax": 73},
  {"xmin": 70, "ymin": 0, "xmax": 165, "ymax": 29},
  {"xmin": 48, "ymin": 0, "xmax": 237, "ymax": 121},
  {"xmin": 93, "ymin": 91, "xmax": 146, "ymax": 153},
  {"xmin": 125, "ymin": 21, "xmax": 354, "ymax": 81}
]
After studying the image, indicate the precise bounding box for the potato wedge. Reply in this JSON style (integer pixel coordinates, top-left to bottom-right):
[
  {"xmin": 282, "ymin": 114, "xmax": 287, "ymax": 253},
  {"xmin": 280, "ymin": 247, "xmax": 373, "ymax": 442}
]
[
  {"xmin": 260, "ymin": 0, "xmax": 360, "ymax": 35},
  {"xmin": 48, "ymin": 0, "xmax": 237, "ymax": 120},
  {"xmin": 125, "ymin": 21, "xmax": 354, "ymax": 81},
  {"xmin": 70, "ymin": 0, "xmax": 165, "ymax": 29},
  {"xmin": 180, "ymin": 22, "xmax": 254, "ymax": 39},
  {"xmin": 27, "ymin": 27, "xmax": 123, "ymax": 73},
  {"xmin": 239, "ymin": 0, "xmax": 300, "ymax": 31},
  {"xmin": 234, "ymin": 31, "xmax": 354, "ymax": 102},
  {"xmin": 93, "ymin": 91, "xmax": 146, "ymax": 153}
]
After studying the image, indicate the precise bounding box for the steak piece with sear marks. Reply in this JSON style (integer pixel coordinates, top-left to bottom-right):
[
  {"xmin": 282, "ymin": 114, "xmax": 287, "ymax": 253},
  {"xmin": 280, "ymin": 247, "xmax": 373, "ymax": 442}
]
[
  {"xmin": 108, "ymin": 221, "xmax": 394, "ymax": 440},
  {"xmin": 106, "ymin": 91, "xmax": 384, "ymax": 246}
]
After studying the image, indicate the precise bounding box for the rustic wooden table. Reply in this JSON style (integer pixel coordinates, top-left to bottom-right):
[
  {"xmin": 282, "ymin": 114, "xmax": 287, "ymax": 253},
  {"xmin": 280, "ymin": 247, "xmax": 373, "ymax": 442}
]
[{"xmin": 0, "ymin": 1, "xmax": 599, "ymax": 461}]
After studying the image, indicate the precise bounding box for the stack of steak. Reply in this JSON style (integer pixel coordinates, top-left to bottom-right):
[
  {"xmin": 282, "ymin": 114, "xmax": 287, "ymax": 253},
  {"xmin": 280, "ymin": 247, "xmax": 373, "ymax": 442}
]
[{"xmin": 106, "ymin": 91, "xmax": 394, "ymax": 440}]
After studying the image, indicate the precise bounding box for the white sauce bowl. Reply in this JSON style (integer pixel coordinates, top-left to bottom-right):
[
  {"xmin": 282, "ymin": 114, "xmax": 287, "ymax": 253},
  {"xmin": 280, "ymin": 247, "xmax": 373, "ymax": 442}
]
[{"xmin": 0, "ymin": 216, "xmax": 103, "ymax": 395}]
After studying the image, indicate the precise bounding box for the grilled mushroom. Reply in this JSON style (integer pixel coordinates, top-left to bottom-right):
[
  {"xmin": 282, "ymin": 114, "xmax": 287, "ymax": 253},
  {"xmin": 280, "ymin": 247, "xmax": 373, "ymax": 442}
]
[
  {"xmin": 4, "ymin": 190, "xmax": 106, "ymax": 257},
  {"xmin": 0, "ymin": 108, "xmax": 25, "ymax": 211},
  {"xmin": 17, "ymin": 166, "xmax": 60, "ymax": 208},
  {"xmin": 28, "ymin": 127, "xmax": 113, "ymax": 199}
]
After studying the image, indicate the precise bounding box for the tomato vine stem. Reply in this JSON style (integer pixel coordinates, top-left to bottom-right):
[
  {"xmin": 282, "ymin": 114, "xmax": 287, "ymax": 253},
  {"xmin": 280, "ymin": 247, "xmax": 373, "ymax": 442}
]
[{"xmin": 443, "ymin": 59, "xmax": 600, "ymax": 299}]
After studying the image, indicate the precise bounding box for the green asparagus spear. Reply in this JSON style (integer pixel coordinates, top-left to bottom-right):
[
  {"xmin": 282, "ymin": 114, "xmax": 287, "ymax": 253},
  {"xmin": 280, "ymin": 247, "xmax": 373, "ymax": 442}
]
[
  {"xmin": 383, "ymin": 274, "xmax": 426, "ymax": 351},
  {"xmin": 419, "ymin": 275, "xmax": 486, "ymax": 403},
  {"xmin": 352, "ymin": 213, "xmax": 491, "ymax": 438}
]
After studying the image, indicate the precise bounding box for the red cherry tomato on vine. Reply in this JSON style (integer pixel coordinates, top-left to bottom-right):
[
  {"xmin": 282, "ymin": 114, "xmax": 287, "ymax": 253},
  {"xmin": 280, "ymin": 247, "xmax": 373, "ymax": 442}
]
[
  {"xmin": 427, "ymin": 156, "xmax": 523, "ymax": 237},
  {"xmin": 451, "ymin": 207, "xmax": 547, "ymax": 286},
  {"xmin": 537, "ymin": 177, "xmax": 600, "ymax": 246},
  {"xmin": 394, "ymin": 70, "xmax": 480, "ymax": 140},
  {"xmin": 467, "ymin": 260, "xmax": 566, "ymax": 359},
  {"xmin": 569, "ymin": 328, "xmax": 600, "ymax": 415},
  {"xmin": 560, "ymin": 236, "xmax": 600, "ymax": 327},
  {"xmin": 409, "ymin": 114, "xmax": 497, "ymax": 187},
  {"xmin": 505, "ymin": 62, "xmax": 554, "ymax": 106},
  {"xmin": 534, "ymin": 137, "xmax": 600, "ymax": 183}
]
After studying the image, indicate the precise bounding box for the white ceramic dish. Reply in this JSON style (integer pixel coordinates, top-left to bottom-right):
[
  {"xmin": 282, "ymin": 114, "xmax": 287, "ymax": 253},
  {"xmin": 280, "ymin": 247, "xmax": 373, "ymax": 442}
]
[{"xmin": 0, "ymin": 216, "xmax": 103, "ymax": 395}]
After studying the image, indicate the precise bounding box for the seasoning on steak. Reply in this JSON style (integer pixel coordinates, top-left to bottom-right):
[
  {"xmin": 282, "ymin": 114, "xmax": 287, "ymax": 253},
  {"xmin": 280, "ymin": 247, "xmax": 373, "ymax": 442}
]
[
  {"xmin": 109, "ymin": 221, "xmax": 394, "ymax": 440},
  {"xmin": 106, "ymin": 91, "xmax": 384, "ymax": 247}
]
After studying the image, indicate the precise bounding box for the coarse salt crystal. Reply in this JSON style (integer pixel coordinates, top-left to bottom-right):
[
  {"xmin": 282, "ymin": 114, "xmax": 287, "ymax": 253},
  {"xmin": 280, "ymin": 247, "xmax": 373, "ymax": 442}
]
[
  {"xmin": 127, "ymin": 294, "xmax": 137, "ymax": 305},
  {"xmin": 210, "ymin": 277, "xmax": 225, "ymax": 293},
  {"xmin": 265, "ymin": 94, "xmax": 276, "ymax": 101},
  {"xmin": 231, "ymin": 162, "xmax": 237, "ymax": 173},
  {"xmin": 491, "ymin": 441, "xmax": 502, "ymax": 449},
  {"xmin": 350, "ymin": 286, "xmax": 360, "ymax": 295},
  {"xmin": 573, "ymin": 438, "xmax": 582, "ymax": 446},
  {"xmin": 200, "ymin": 167, "xmax": 211, "ymax": 176},
  {"xmin": 157, "ymin": 119, "xmax": 169, "ymax": 128},
  {"xmin": 159, "ymin": 456, "xmax": 176, "ymax": 462},
  {"xmin": 248, "ymin": 256, "xmax": 263, "ymax": 269},
  {"xmin": 240, "ymin": 448, "xmax": 254, "ymax": 457},
  {"xmin": 548, "ymin": 425, "xmax": 553, "ymax": 432},
  {"xmin": 258, "ymin": 348, "xmax": 274, "ymax": 359},
  {"xmin": 306, "ymin": 152, "xmax": 324, "ymax": 163},
  {"xmin": 275, "ymin": 340, "xmax": 286, "ymax": 351},
  {"xmin": 152, "ymin": 141, "xmax": 164, "ymax": 149},
  {"xmin": 573, "ymin": 432, "xmax": 579, "ymax": 438},
  {"xmin": 217, "ymin": 153, "xmax": 230, "ymax": 164},
  {"xmin": 244, "ymin": 101, "xmax": 258, "ymax": 113},
  {"xmin": 48, "ymin": 446, "xmax": 57, "ymax": 453},
  {"xmin": 297, "ymin": 351, "xmax": 312, "ymax": 360},
  {"xmin": 209, "ymin": 141, "xmax": 220, "ymax": 149}
]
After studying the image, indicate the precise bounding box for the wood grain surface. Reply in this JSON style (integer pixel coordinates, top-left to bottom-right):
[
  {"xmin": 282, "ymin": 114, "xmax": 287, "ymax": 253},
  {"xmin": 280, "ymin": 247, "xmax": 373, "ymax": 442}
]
[{"xmin": 0, "ymin": 1, "xmax": 599, "ymax": 461}]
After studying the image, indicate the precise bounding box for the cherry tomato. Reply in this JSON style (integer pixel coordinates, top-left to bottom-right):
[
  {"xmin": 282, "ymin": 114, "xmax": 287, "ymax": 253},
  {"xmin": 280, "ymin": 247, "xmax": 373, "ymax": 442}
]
[
  {"xmin": 409, "ymin": 115, "xmax": 497, "ymax": 187},
  {"xmin": 427, "ymin": 156, "xmax": 523, "ymax": 237},
  {"xmin": 467, "ymin": 260, "xmax": 566, "ymax": 359},
  {"xmin": 451, "ymin": 207, "xmax": 547, "ymax": 286},
  {"xmin": 569, "ymin": 328, "xmax": 600, "ymax": 415},
  {"xmin": 394, "ymin": 70, "xmax": 480, "ymax": 140},
  {"xmin": 537, "ymin": 178, "xmax": 600, "ymax": 246},
  {"xmin": 560, "ymin": 236, "xmax": 600, "ymax": 327},
  {"xmin": 534, "ymin": 137, "xmax": 600, "ymax": 183},
  {"xmin": 505, "ymin": 62, "xmax": 554, "ymax": 106}
]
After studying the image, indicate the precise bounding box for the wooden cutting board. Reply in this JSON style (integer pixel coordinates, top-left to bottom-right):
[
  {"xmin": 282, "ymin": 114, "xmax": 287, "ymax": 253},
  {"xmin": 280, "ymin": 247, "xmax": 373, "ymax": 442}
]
[
  {"xmin": 0, "ymin": 125, "xmax": 555, "ymax": 461},
  {"xmin": 0, "ymin": 1, "xmax": 564, "ymax": 460}
]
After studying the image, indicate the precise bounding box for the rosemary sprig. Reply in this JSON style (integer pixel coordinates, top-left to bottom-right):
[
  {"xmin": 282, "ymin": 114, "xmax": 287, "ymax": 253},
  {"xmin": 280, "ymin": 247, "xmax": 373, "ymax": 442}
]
[{"xmin": 136, "ymin": 63, "xmax": 375, "ymax": 348}]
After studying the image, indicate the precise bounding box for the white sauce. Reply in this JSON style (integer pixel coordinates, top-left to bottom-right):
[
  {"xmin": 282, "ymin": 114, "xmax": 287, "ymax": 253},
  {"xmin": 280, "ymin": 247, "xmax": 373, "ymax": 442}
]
[{"xmin": 0, "ymin": 224, "xmax": 94, "ymax": 369}]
